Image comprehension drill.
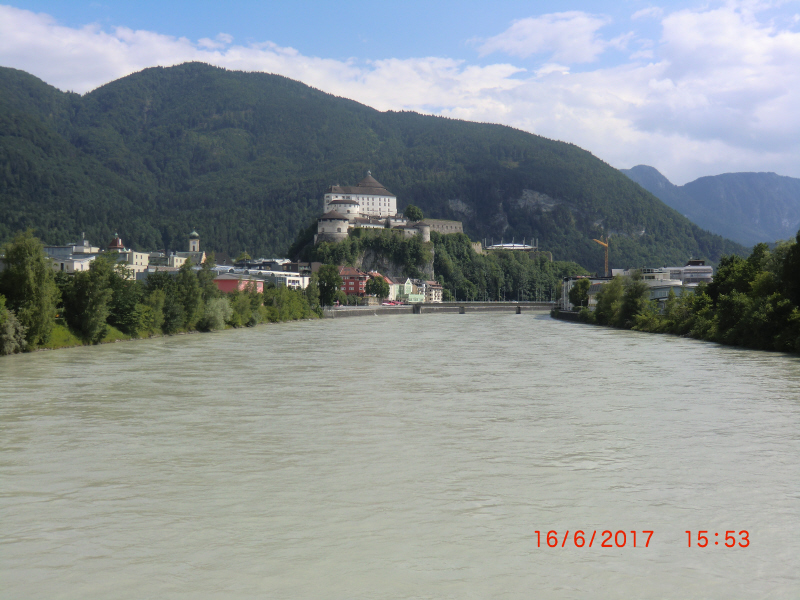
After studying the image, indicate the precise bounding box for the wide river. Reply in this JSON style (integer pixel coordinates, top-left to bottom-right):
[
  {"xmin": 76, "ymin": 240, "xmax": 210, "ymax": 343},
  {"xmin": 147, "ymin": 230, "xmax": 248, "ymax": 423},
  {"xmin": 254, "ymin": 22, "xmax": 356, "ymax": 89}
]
[{"xmin": 1, "ymin": 313, "xmax": 799, "ymax": 599}]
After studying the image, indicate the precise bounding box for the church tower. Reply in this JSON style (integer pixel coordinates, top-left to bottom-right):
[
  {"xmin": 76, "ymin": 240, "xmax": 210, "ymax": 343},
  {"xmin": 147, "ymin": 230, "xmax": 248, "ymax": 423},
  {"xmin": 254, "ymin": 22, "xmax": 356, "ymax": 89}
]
[{"xmin": 189, "ymin": 230, "xmax": 200, "ymax": 252}]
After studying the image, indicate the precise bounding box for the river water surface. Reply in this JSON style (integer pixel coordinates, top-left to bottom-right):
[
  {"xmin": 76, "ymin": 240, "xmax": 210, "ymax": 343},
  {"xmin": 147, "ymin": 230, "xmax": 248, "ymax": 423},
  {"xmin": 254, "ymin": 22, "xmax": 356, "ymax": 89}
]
[{"xmin": 1, "ymin": 313, "xmax": 799, "ymax": 599}]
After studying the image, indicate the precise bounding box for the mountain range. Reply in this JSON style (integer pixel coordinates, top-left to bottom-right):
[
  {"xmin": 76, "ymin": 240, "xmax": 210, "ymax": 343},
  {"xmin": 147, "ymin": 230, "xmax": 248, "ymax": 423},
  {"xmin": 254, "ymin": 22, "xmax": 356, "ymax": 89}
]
[
  {"xmin": 0, "ymin": 62, "xmax": 745, "ymax": 274},
  {"xmin": 621, "ymin": 165, "xmax": 800, "ymax": 247}
]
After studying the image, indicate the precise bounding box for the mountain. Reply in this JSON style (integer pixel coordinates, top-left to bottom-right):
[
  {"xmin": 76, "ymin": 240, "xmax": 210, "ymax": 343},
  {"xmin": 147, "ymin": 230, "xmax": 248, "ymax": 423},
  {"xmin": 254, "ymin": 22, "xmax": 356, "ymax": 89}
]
[
  {"xmin": 0, "ymin": 62, "xmax": 745, "ymax": 273},
  {"xmin": 621, "ymin": 165, "xmax": 800, "ymax": 247}
]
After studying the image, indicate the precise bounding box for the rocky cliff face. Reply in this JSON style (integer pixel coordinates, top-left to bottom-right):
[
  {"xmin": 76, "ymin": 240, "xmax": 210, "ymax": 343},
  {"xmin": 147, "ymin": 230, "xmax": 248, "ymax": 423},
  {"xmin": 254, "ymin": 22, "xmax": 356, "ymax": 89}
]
[{"xmin": 355, "ymin": 248, "xmax": 435, "ymax": 280}]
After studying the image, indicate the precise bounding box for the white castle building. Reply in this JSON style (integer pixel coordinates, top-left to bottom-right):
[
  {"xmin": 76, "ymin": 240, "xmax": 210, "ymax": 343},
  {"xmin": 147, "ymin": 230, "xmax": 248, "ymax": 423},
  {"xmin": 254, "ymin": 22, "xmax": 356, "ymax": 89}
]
[
  {"xmin": 322, "ymin": 171, "xmax": 397, "ymax": 218},
  {"xmin": 315, "ymin": 171, "xmax": 463, "ymax": 244}
]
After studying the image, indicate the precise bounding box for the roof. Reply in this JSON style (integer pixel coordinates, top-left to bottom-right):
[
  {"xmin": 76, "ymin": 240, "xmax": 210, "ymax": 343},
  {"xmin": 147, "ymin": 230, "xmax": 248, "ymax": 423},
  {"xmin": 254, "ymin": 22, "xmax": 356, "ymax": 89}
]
[
  {"xmin": 339, "ymin": 266, "xmax": 368, "ymax": 278},
  {"xmin": 189, "ymin": 230, "xmax": 200, "ymax": 239},
  {"xmin": 319, "ymin": 210, "xmax": 349, "ymax": 220},
  {"xmin": 214, "ymin": 273, "xmax": 258, "ymax": 281},
  {"xmin": 108, "ymin": 235, "xmax": 126, "ymax": 250},
  {"xmin": 326, "ymin": 173, "xmax": 395, "ymax": 197}
]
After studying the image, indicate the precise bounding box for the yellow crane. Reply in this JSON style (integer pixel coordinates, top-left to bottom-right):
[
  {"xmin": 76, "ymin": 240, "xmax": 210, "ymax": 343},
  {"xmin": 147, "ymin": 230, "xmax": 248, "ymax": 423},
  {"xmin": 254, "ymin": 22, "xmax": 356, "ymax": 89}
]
[{"xmin": 592, "ymin": 235, "xmax": 610, "ymax": 277}]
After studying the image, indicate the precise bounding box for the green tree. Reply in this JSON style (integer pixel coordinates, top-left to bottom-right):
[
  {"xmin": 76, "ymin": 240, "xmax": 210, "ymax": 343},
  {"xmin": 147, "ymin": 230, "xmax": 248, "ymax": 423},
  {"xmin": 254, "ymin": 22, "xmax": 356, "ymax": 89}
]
[
  {"xmin": 317, "ymin": 264, "xmax": 343, "ymax": 307},
  {"xmin": 568, "ymin": 278, "xmax": 591, "ymax": 309},
  {"xmin": 593, "ymin": 276, "xmax": 624, "ymax": 326},
  {"xmin": 107, "ymin": 267, "xmax": 145, "ymax": 335},
  {"xmin": 618, "ymin": 279, "xmax": 650, "ymax": 328},
  {"xmin": 142, "ymin": 289, "xmax": 166, "ymax": 334},
  {"xmin": 781, "ymin": 231, "xmax": 800, "ymax": 306},
  {"xmin": 0, "ymin": 230, "xmax": 59, "ymax": 347},
  {"xmin": 365, "ymin": 275, "xmax": 390, "ymax": 299},
  {"xmin": 305, "ymin": 272, "xmax": 321, "ymax": 312},
  {"xmin": 174, "ymin": 262, "xmax": 202, "ymax": 329},
  {"xmin": 404, "ymin": 205, "xmax": 424, "ymax": 222},
  {"xmin": 62, "ymin": 256, "xmax": 116, "ymax": 343},
  {"xmin": 198, "ymin": 297, "xmax": 232, "ymax": 331}
]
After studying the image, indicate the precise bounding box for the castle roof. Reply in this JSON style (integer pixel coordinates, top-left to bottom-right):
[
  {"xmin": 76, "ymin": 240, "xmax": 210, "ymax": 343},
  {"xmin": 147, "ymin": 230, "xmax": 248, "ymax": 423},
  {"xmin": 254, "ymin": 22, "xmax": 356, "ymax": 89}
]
[
  {"xmin": 326, "ymin": 172, "xmax": 395, "ymax": 197},
  {"xmin": 319, "ymin": 210, "xmax": 348, "ymax": 220},
  {"xmin": 189, "ymin": 230, "xmax": 200, "ymax": 239}
]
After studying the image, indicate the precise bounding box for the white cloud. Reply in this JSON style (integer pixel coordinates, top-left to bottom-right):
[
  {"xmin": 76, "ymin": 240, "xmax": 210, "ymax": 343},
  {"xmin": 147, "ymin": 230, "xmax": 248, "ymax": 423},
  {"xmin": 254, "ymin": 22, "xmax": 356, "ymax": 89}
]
[
  {"xmin": 477, "ymin": 12, "xmax": 612, "ymax": 63},
  {"xmin": 0, "ymin": 3, "xmax": 799, "ymax": 184}
]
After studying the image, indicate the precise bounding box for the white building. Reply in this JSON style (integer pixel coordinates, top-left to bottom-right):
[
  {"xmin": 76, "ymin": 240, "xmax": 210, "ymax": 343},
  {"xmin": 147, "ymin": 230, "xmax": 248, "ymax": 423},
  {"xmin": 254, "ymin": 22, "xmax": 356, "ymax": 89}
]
[
  {"xmin": 612, "ymin": 260, "xmax": 713, "ymax": 285},
  {"xmin": 322, "ymin": 172, "xmax": 397, "ymax": 219}
]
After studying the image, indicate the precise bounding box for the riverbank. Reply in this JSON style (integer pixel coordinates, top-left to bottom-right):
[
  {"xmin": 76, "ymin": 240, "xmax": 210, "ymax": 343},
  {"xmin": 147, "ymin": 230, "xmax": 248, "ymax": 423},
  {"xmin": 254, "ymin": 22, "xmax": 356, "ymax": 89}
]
[{"xmin": 9, "ymin": 302, "xmax": 556, "ymax": 355}]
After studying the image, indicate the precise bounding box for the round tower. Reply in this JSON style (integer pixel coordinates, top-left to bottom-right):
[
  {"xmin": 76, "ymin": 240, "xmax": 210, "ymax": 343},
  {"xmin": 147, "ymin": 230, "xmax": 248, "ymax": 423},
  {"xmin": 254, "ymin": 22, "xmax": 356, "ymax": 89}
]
[{"xmin": 418, "ymin": 224, "xmax": 431, "ymax": 243}]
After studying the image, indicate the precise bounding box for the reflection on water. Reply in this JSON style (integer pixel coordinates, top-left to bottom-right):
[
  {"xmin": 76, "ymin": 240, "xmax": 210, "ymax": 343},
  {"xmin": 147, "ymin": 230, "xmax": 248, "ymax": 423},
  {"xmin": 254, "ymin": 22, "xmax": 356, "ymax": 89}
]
[{"xmin": 1, "ymin": 314, "xmax": 799, "ymax": 598}]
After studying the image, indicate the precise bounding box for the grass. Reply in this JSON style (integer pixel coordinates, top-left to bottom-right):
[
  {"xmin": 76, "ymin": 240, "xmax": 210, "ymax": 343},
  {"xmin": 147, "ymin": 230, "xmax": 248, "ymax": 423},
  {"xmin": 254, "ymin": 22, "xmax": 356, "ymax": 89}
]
[{"xmin": 40, "ymin": 320, "xmax": 134, "ymax": 350}]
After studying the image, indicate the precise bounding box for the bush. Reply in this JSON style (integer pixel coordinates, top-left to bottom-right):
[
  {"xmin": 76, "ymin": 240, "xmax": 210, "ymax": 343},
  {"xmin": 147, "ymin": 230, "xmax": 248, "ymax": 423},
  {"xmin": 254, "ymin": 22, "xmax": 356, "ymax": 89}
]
[
  {"xmin": 198, "ymin": 297, "xmax": 232, "ymax": 331},
  {"xmin": 0, "ymin": 295, "xmax": 27, "ymax": 355}
]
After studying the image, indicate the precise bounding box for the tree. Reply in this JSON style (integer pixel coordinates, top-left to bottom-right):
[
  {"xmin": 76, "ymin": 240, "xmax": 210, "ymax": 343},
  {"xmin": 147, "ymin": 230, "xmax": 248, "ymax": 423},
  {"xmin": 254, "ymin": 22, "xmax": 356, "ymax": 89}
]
[
  {"xmin": 317, "ymin": 264, "xmax": 343, "ymax": 306},
  {"xmin": 365, "ymin": 275, "xmax": 390, "ymax": 299},
  {"xmin": 781, "ymin": 230, "xmax": 800, "ymax": 306},
  {"xmin": 404, "ymin": 204, "xmax": 424, "ymax": 222},
  {"xmin": 0, "ymin": 294, "xmax": 27, "ymax": 355},
  {"xmin": 618, "ymin": 279, "xmax": 650, "ymax": 328},
  {"xmin": 305, "ymin": 272, "xmax": 321, "ymax": 312},
  {"xmin": 174, "ymin": 262, "xmax": 202, "ymax": 329},
  {"xmin": 593, "ymin": 276, "xmax": 624, "ymax": 326},
  {"xmin": 568, "ymin": 278, "xmax": 590, "ymax": 309},
  {"xmin": 198, "ymin": 297, "xmax": 232, "ymax": 331},
  {"xmin": 0, "ymin": 230, "xmax": 59, "ymax": 347},
  {"xmin": 62, "ymin": 256, "xmax": 115, "ymax": 343}
]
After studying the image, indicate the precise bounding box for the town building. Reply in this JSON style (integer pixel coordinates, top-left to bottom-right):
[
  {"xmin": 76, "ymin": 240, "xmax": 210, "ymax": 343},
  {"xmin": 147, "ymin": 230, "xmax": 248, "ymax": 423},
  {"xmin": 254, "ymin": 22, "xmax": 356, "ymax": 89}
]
[
  {"xmin": 339, "ymin": 266, "xmax": 369, "ymax": 296},
  {"xmin": 424, "ymin": 280, "xmax": 443, "ymax": 303},
  {"xmin": 213, "ymin": 273, "xmax": 265, "ymax": 294},
  {"xmin": 107, "ymin": 234, "xmax": 150, "ymax": 278},
  {"xmin": 44, "ymin": 235, "xmax": 101, "ymax": 273}
]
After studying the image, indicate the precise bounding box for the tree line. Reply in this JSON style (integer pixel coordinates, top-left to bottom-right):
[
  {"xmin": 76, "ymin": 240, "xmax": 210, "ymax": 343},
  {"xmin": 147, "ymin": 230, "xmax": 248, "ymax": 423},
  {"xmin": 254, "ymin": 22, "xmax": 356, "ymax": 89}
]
[
  {"xmin": 572, "ymin": 232, "xmax": 800, "ymax": 353},
  {"xmin": 0, "ymin": 231, "xmax": 319, "ymax": 355}
]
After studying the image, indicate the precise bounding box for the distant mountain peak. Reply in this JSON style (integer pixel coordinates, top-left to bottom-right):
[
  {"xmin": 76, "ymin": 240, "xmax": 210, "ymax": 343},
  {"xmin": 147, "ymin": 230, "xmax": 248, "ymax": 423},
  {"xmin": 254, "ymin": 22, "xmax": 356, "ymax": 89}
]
[{"xmin": 622, "ymin": 165, "xmax": 800, "ymax": 246}]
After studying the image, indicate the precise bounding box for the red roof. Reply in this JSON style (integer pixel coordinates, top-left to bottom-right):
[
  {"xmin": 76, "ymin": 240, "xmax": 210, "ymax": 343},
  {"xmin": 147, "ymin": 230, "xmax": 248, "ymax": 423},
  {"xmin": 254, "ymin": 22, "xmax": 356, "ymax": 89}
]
[{"xmin": 339, "ymin": 266, "xmax": 367, "ymax": 278}]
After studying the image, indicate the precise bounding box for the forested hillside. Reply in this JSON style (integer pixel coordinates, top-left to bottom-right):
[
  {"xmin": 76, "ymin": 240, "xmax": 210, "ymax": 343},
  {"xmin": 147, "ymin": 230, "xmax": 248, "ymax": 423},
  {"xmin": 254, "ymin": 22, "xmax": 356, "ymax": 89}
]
[
  {"xmin": 1, "ymin": 62, "xmax": 745, "ymax": 273},
  {"xmin": 622, "ymin": 165, "xmax": 800, "ymax": 247}
]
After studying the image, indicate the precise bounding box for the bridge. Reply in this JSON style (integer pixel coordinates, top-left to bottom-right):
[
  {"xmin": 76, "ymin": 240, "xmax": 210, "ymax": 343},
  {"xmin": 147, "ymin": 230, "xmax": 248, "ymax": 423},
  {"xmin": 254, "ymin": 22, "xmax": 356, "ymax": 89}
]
[{"xmin": 322, "ymin": 301, "xmax": 555, "ymax": 319}]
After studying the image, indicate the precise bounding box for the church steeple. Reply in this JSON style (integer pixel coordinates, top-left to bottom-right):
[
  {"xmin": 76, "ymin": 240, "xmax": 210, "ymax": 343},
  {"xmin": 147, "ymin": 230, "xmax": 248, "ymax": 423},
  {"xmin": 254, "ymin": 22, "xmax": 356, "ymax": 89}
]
[{"xmin": 189, "ymin": 230, "xmax": 200, "ymax": 252}]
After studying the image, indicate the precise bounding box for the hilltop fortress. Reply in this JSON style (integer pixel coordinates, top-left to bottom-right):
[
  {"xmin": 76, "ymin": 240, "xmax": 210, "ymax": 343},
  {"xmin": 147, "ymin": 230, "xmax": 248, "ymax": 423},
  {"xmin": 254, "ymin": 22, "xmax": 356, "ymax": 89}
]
[{"xmin": 315, "ymin": 172, "xmax": 463, "ymax": 244}]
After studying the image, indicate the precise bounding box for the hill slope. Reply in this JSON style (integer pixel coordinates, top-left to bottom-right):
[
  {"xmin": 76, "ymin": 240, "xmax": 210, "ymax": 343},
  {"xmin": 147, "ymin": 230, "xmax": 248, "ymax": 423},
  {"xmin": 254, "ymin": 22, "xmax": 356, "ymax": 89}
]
[
  {"xmin": 0, "ymin": 62, "xmax": 745, "ymax": 273},
  {"xmin": 622, "ymin": 165, "xmax": 800, "ymax": 246}
]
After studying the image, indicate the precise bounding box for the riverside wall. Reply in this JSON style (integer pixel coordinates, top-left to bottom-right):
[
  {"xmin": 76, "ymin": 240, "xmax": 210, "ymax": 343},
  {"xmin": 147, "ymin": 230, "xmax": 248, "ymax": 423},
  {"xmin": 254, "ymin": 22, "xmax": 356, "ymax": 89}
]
[{"xmin": 322, "ymin": 302, "xmax": 554, "ymax": 319}]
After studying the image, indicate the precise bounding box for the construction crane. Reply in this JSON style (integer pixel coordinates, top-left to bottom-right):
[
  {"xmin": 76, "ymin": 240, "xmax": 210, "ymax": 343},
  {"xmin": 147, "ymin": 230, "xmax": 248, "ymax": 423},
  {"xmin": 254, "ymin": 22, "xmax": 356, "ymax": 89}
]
[{"xmin": 592, "ymin": 235, "xmax": 610, "ymax": 277}]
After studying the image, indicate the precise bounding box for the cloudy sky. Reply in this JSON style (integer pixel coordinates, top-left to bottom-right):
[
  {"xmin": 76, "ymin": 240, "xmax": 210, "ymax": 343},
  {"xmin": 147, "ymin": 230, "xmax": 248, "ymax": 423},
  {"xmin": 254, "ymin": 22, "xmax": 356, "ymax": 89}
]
[{"xmin": 1, "ymin": 0, "xmax": 799, "ymax": 184}]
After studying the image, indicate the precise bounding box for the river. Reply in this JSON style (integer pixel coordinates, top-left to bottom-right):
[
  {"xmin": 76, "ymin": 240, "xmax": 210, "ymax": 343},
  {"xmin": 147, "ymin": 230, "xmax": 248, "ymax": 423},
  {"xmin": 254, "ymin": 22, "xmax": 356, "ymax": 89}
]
[{"xmin": 1, "ymin": 313, "xmax": 799, "ymax": 599}]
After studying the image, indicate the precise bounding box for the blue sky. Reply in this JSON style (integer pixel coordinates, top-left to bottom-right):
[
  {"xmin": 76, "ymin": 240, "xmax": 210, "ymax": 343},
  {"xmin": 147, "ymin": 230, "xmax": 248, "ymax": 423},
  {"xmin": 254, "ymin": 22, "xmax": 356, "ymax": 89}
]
[{"xmin": 2, "ymin": 1, "xmax": 800, "ymax": 184}]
